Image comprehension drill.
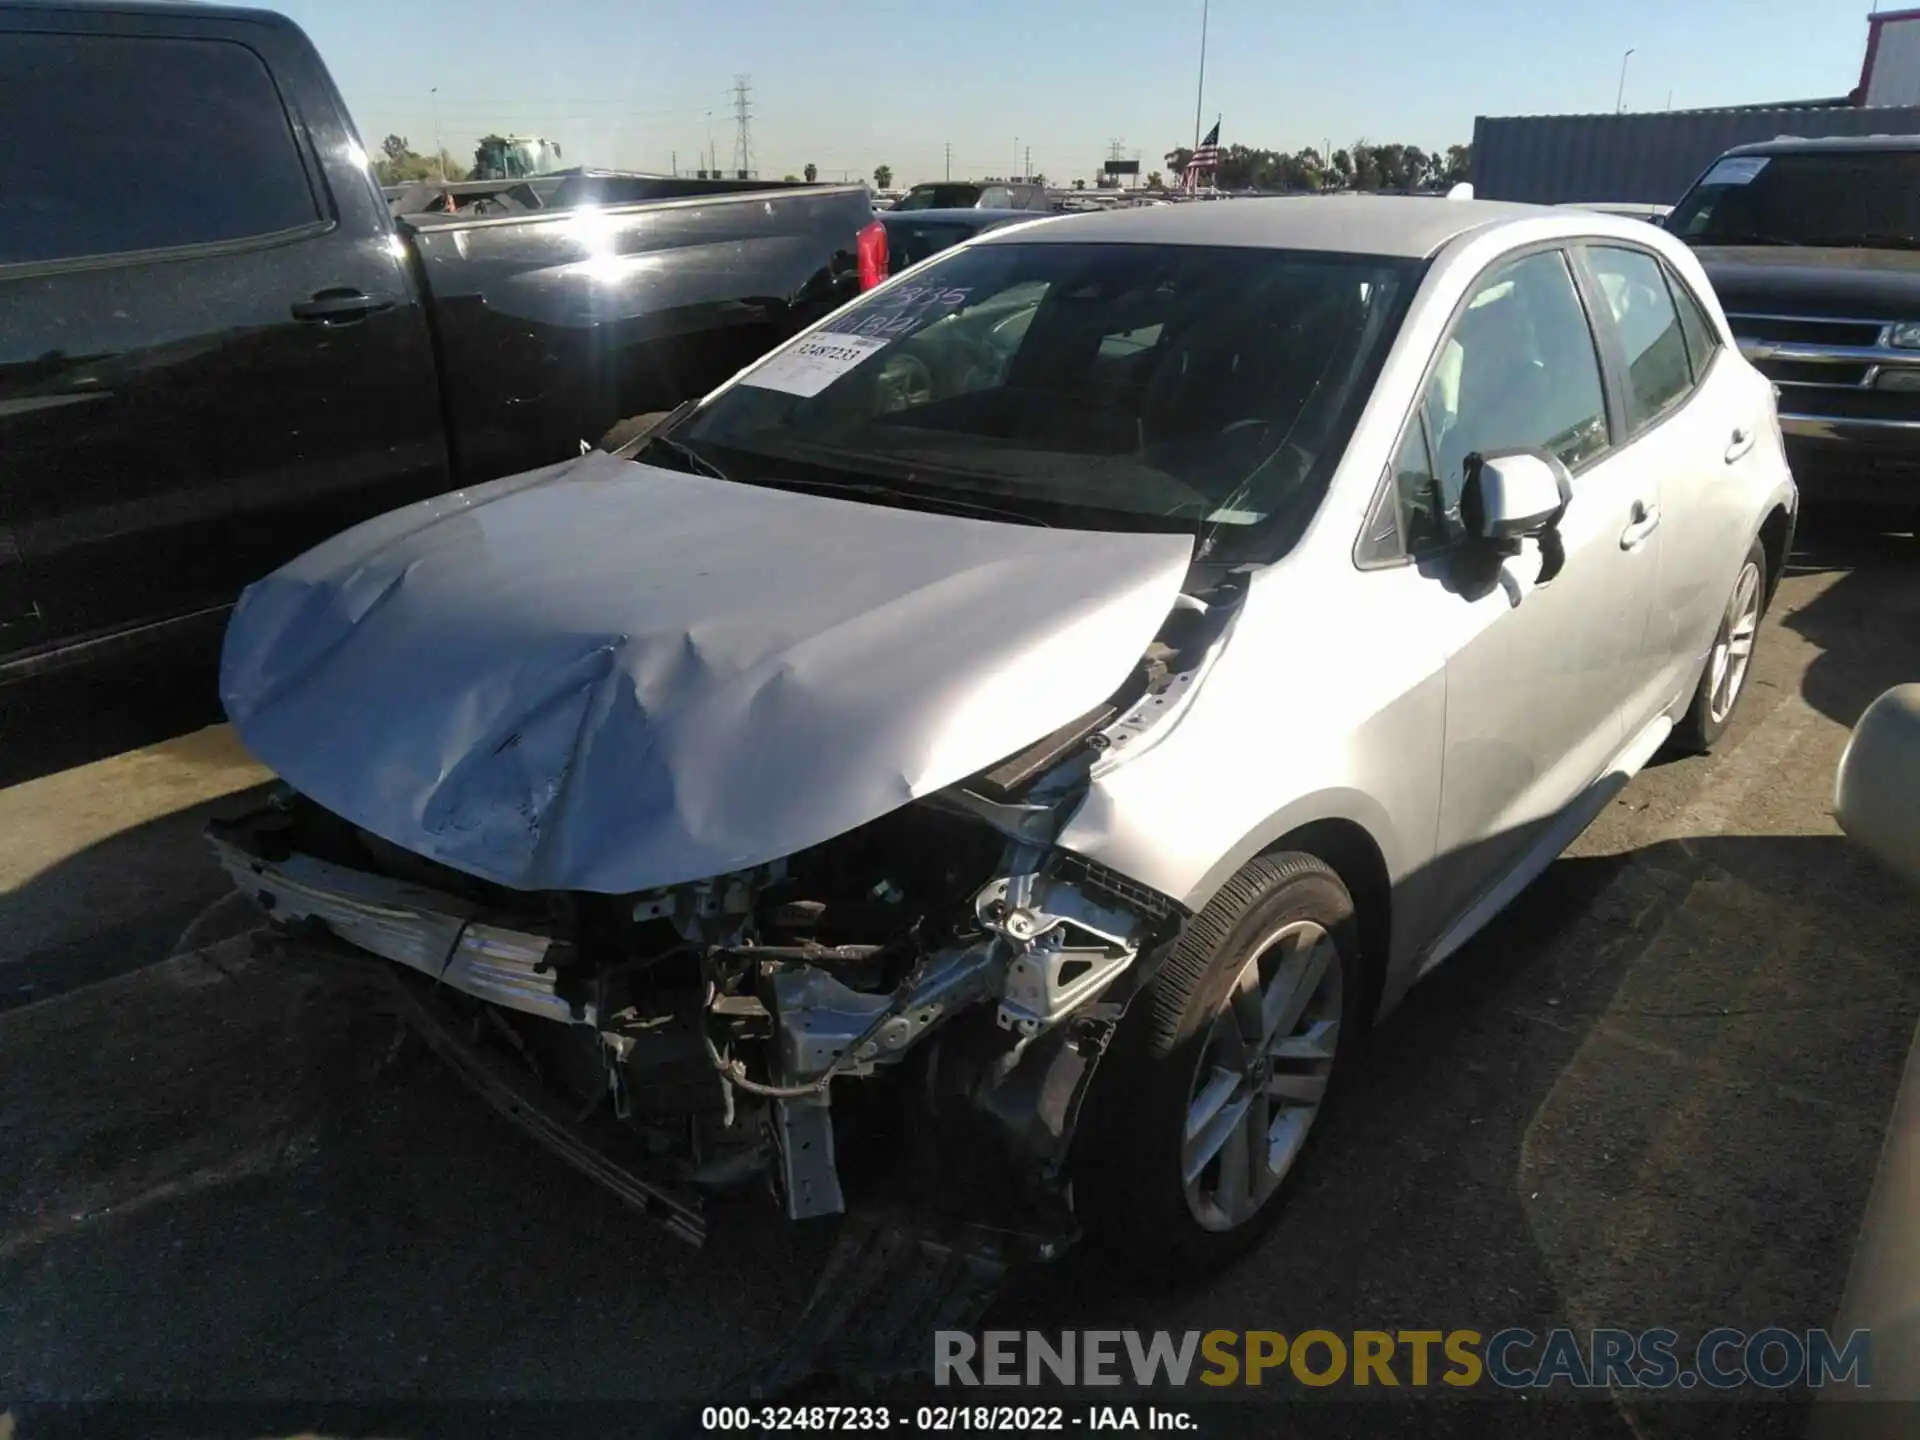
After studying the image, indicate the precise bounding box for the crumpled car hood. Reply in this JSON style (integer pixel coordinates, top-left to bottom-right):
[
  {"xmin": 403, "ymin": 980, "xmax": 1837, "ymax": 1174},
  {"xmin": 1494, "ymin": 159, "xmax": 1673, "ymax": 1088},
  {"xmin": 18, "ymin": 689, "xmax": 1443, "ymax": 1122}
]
[{"xmin": 221, "ymin": 450, "xmax": 1193, "ymax": 894}]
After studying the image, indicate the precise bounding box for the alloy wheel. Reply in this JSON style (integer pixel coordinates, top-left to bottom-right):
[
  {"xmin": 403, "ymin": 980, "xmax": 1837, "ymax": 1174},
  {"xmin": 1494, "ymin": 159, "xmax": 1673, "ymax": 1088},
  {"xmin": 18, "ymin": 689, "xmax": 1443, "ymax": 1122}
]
[
  {"xmin": 1182, "ymin": 920, "xmax": 1343, "ymax": 1232},
  {"xmin": 1708, "ymin": 560, "xmax": 1763, "ymax": 724}
]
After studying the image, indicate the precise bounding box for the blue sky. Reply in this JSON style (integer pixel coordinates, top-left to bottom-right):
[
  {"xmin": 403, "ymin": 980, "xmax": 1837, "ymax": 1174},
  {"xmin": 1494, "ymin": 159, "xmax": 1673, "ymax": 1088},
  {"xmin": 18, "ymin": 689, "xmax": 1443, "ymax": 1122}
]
[{"xmin": 275, "ymin": 0, "xmax": 1881, "ymax": 184}]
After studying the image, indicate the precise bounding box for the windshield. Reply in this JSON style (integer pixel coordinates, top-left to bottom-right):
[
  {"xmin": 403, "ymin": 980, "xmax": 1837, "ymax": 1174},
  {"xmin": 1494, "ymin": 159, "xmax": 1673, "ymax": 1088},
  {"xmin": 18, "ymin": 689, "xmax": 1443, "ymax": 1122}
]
[
  {"xmin": 676, "ymin": 241, "xmax": 1418, "ymax": 562},
  {"xmin": 893, "ymin": 184, "xmax": 985, "ymax": 211},
  {"xmin": 1670, "ymin": 150, "xmax": 1920, "ymax": 248}
]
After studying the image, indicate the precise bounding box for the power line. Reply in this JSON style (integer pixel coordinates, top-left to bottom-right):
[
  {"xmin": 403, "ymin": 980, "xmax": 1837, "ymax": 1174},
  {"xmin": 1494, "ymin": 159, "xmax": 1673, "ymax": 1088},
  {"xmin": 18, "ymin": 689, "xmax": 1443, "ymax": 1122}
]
[{"xmin": 731, "ymin": 74, "xmax": 754, "ymax": 178}]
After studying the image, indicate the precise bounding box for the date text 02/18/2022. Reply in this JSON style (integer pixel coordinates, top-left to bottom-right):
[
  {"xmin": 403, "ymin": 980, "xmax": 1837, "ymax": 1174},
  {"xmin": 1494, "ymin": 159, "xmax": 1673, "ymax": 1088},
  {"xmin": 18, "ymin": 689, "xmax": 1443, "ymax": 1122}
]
[{"xmin": 700, "ymin": 1405, "xmax": 1198, "ymax": 1431}]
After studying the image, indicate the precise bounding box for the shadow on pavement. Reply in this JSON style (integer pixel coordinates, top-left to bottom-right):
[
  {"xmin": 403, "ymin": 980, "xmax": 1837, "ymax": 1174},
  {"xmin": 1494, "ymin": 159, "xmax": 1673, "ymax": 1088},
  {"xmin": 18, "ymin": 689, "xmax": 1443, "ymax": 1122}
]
[
  {"xmin": 2, "ymin": 823, "xmax": 1913, "ymax": 1440},
  {"xmin": 1781, "ymin": 519, "xmax": 1920, "ymax": 731},
  {"xmin": 980, "ymin": 830, "xmax": 1920, "ymax": 1440}
]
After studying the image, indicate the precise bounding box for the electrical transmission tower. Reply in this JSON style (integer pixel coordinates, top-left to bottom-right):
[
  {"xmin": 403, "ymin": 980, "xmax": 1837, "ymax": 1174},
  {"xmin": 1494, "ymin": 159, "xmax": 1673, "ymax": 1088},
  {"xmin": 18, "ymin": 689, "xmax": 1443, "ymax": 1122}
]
[{"xmin": 731, "ymin": 74, "xmax": 754, "ymax": 179}]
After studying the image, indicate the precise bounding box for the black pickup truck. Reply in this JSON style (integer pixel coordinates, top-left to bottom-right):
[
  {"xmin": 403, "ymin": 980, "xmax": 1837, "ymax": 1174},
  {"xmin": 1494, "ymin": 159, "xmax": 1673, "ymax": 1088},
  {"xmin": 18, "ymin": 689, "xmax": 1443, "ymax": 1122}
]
[
  {"xmin": 0, "ymin": 0, "xmax": 883, "ymax": 688},
  {"xmin": 1668, "ymin": 135, "xmax": 1920, "ymax": 528}
]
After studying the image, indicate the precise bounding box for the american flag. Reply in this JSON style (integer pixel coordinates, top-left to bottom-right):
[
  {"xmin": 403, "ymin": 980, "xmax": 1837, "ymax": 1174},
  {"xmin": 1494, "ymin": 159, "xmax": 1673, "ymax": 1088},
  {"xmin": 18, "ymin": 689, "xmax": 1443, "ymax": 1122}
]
[{"xmin": 1185, "ymin": 119, "xmax": 1221, "ymax": 192}]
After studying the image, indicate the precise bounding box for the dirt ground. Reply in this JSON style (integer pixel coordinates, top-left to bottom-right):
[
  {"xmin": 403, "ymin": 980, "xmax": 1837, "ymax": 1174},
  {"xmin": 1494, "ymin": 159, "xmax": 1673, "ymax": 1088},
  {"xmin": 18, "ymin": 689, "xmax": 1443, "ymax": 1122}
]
[{"xmin": 2, "ymin": 524, "xmax": 1917, "ymax": 1439}]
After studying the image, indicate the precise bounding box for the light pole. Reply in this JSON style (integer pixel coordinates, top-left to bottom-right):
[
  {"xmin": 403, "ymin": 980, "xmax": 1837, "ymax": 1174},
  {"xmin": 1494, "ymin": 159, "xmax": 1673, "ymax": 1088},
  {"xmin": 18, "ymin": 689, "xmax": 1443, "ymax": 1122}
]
[
  {"xmin": 1616, "ymin": 47, "xmax": 1635, "ymax": 113},
  {"xmin": 431, "ymin": 86, "xmax": 444, "ymax": 181},
  {"xmin": 1013, "ymin": 135, "xmax": 1020, "ymax": 182},
  {"xmin": 1193, "ymin": 0, "xmax": 1209, "ymax": 153}
]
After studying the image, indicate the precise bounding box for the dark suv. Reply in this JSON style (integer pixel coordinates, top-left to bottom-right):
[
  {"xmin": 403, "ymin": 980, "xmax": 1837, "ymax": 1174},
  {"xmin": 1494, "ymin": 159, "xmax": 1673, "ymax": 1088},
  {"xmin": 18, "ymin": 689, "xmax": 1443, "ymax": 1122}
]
[
  {"xmin": 890, "ymin": 181, "xmax": 1053, "ymax": 213},
  {"xmin": 1669, "ymin": 135, "xmax": 1920, "ymax": 526}
]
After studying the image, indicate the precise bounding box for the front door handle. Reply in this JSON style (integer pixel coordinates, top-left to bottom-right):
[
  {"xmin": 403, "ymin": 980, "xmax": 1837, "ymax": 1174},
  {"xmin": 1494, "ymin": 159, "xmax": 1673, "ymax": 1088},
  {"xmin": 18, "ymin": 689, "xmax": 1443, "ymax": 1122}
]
[
  {"xmin": 291, "ymin": 288, "xmax": 395, "ymax": 325},
  {"xmin": 1620, "ymin": 500, "xmax": 1662, "ymax": 550},
  {"xmin": 1725, "ymin": 426, "xmax": 1756, "ymax": 464}
]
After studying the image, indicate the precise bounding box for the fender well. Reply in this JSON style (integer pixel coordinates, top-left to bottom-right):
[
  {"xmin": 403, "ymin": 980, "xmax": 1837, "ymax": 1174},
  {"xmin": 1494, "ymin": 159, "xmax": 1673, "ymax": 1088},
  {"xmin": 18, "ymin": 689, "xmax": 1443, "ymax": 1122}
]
[
  {"xmin": 1758, "ymin": 503, "xmax": 1793, "ymax": 614},
  {"xmin": 1259, "ymin": 817, "xmax": 1393, "ymax": 1029},
  {"xmin": 1152, "ymin": 789, "xmax": 1404, "ymax": 1028}
]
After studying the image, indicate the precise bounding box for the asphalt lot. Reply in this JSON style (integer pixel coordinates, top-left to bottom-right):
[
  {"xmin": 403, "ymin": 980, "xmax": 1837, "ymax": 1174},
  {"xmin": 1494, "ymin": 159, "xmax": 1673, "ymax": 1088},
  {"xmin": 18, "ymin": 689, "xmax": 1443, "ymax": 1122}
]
[{"xmin": 2, "ymin": 522, "xmax": 1918, "ymax": 1439}]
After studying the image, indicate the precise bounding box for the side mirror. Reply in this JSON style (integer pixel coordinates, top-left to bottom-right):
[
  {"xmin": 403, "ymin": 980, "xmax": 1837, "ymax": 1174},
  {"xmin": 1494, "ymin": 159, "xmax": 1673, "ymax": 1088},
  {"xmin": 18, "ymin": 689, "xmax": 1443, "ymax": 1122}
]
[{"xmin": 1462, "ymin": 449, "xmax": 1572, "ymax": 543}]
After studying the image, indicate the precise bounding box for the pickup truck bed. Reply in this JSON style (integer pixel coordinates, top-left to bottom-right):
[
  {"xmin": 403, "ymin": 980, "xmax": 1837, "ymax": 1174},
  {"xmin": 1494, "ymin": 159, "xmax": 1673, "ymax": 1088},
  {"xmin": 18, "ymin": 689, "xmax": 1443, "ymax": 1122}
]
[{"xmin": 0, "ymin": 0, "xmax": 876, "ymax": 691}]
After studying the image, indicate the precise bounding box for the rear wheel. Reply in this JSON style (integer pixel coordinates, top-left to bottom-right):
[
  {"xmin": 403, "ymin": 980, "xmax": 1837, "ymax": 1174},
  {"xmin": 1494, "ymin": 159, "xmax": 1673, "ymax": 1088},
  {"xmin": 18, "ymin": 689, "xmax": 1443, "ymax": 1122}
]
[
  {"xmin": 1077, "ymin": 853, "xmax": 1360, "ymax": 1279},
  {"xmin": 1672, "ymin": 538, "xmax": 1766, "ymax": 754}
]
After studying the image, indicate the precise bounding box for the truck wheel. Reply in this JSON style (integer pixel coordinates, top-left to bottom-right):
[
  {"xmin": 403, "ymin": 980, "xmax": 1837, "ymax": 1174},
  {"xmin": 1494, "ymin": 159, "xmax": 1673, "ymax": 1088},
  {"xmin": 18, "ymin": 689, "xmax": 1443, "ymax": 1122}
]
[
  {"xmin": 1671, "ymin": 538, "xmax": 1767, "ymax": 755},
  {"xmin": 597, "ymin": 412, "xmax": 672, "ymax": 454},
  {"xmin": 1076, "ymin": 853, "xmax": 1359, "ymax": 1280}
]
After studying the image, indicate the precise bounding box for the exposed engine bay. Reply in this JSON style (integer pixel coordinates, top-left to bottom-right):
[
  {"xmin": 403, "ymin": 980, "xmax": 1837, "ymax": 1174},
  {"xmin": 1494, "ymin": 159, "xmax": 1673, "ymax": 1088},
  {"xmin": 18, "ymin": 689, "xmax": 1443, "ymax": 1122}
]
[{"xmin": 212, "ymin": 574, "xmax": 1239, "ymax": 1248}]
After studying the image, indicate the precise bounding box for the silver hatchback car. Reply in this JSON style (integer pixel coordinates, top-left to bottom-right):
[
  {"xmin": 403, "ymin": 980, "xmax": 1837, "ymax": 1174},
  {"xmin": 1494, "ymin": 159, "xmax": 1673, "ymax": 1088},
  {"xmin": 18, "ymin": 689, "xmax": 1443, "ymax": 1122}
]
[{"xmin": 214, "ymin": 196, "xmax": 1796, "ymax": 1273}]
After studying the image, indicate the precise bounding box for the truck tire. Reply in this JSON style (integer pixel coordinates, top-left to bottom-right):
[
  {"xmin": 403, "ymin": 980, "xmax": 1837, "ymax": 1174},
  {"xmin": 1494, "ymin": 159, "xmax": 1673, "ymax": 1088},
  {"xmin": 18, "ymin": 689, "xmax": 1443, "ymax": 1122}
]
[
  {"xmin": 1671, "ymin": 538, "xmax": 1767, "ymax": 755},
  {"xmin": 1076, "ymin": 853, "xmax": 1360, "ymax": 1281}
]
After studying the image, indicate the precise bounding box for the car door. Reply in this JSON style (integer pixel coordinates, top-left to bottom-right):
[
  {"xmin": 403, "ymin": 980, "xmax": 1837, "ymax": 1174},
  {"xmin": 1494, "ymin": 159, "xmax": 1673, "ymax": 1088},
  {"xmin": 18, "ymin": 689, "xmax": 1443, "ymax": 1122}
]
[
  {"xmin": 1580, "ymin": 243, "xmax": 1750, "ymax": 725},
  {"xmin": 1395, "ymin": 247, "xmax": 1661, "ymax": 931},
  {"xmin": 0, "ymin": 13, "xmax": 447, "ymax": 671}
]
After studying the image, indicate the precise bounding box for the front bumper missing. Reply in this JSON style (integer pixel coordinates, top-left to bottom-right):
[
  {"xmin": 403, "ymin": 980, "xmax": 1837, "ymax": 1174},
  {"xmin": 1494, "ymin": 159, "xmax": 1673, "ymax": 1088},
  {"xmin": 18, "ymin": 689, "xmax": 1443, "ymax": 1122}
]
[
  {"xmin": 253, "ymin": 922, "xmax": 708, "ymax": 1246},
  {"xmin": 211, "ymin": 803, "xmax": 1174, "ymax": 1254},
  {"xmin": 209, "ymin": 818, "xmax": 591, "ymax": 1028}
]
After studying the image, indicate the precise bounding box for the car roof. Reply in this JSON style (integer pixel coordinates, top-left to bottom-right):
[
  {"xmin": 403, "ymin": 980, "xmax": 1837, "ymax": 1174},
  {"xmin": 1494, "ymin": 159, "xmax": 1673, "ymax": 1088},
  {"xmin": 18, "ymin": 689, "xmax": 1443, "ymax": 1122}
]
[
  {"xmin": 1, "ymin": 0, "xmax": 295, "ymax": 22},
  {"xmin": 880, "ymin": 208, "xmax": 1043, "ymax": 224},
  {"xmin": 1719, "ymin": 133, "xmax": 1920, "ymax": 157},
  {"xmin": 972, "ymin": 193, "xmax": 1554, "ymax": 259}
]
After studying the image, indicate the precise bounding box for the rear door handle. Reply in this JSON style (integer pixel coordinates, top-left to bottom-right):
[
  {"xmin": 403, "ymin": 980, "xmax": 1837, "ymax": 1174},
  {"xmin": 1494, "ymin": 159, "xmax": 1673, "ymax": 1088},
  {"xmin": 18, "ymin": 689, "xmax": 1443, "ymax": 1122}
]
[
  {"xmin": 1620, "ymin": 500, "xmax": 1662, "ymax": 550},
  {"xmin": 291, "ymin": 288, "xmax": 395, "ymax": 324},
  {"xmin": 1725, "ymin": 426, "xmax": 1756, "ymax": 464}
]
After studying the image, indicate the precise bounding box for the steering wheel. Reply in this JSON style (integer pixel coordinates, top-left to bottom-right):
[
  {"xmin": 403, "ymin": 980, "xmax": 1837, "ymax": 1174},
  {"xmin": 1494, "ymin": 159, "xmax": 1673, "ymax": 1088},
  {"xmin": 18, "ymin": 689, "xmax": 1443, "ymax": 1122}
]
[{"xmin": 873, "ymin": 352, "xmax": 935, "ymax": 412}]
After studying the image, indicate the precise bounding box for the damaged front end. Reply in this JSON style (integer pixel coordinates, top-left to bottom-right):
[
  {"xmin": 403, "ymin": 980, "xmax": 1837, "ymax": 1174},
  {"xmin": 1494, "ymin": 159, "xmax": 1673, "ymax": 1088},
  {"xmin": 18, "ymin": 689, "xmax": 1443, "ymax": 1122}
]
[{"xmin": 211, "ymin": 580, "xmax": 1236, "ymax": 1256}]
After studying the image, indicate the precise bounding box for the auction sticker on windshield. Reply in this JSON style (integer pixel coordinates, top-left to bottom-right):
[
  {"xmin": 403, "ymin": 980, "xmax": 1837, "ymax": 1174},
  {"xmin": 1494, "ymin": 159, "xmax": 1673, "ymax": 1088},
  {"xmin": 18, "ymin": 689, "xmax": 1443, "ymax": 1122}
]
[
  {"xmin": 744, "ymin": 333, "xmax": 892, "ymax": 397},
  {"xmin": 743, "ymin": 283, "xmax": 976, "ymax": 396}
]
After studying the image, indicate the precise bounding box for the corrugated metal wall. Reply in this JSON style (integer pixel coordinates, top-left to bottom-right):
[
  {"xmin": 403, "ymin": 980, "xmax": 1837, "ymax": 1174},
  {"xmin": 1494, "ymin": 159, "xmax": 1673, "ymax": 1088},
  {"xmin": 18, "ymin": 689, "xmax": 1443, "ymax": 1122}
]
[{"xmin": 1472, "ymin": 106, "xmax": 1920, "ymax": 204}]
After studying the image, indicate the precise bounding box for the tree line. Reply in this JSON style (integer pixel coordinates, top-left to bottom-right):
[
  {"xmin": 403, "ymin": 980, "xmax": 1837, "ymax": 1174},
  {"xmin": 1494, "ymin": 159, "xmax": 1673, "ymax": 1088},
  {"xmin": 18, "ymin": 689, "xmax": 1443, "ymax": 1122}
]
[
  {"xmin": 1161, "ymin": 141, "xmax": 1473, "ymax": 193},
  {"xmin": 373, "ymin": 135, "xmax": 470, "ymax": 185}
]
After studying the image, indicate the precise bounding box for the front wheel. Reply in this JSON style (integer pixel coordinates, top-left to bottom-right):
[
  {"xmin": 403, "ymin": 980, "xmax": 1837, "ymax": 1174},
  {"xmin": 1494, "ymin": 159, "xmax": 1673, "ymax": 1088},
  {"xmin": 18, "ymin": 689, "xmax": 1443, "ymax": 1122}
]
[
  {"xmin": 1671, "ymin": 538, "xmax": 1767, "ymax": 754},
  {"xmin": 1076, "ymin": 853, "xmax": 1361, "ymax": 1279}
]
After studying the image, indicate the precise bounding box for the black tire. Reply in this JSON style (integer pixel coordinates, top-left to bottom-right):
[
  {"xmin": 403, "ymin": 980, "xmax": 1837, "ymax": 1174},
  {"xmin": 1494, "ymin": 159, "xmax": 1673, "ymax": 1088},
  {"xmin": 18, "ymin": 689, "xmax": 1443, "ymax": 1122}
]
[
  {"xmin": 1671, "ymin": 537, "xmax": 1768, "ymax": 755},
  {"xmin": 1075, "ymin": 853, "xmax": 1362, "ymax": 1282}
]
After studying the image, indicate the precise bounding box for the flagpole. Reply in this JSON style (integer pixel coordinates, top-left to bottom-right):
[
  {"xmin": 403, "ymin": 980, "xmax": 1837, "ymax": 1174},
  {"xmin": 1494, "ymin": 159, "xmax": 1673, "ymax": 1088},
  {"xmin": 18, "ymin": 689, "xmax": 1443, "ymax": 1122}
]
[{"xmin": 1192, "ymin": 0, "xmax": 1209, "ymax": 155}]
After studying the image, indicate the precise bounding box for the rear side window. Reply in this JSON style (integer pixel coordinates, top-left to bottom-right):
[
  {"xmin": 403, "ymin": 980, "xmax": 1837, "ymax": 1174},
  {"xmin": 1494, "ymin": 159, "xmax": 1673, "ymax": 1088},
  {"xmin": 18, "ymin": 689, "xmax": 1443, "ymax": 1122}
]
[
  {"xmin": 1587, "ymin": 246, "xmax": 1694, "ymax": 430},
  {"xmin": 0, "ymin": 32, "xmax": 320, "ymax": 266},
  {"xmin": 1667, "ymin": 267, "xmax": 1723, "ymax": 381}
]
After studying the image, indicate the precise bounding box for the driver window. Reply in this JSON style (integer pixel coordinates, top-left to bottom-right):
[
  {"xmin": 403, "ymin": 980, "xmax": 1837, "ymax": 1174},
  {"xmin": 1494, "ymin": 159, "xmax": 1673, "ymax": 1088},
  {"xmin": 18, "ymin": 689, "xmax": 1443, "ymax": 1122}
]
[{"xmin": 1424, "ymin": 250, "xmax": 1609, "ymax": 514}]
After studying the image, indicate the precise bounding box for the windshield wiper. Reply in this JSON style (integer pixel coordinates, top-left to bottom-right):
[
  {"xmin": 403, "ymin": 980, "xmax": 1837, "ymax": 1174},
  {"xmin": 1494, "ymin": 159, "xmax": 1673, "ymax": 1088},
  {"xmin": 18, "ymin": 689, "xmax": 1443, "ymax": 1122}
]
[{"xmin": 745, "ymin": 472, "xmax": 1051, "ymax": 527}]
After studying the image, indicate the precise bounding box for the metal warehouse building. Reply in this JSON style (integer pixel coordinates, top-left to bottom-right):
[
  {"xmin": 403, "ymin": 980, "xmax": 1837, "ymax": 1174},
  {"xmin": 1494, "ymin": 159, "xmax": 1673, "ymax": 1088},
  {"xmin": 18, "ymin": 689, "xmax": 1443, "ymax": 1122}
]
[{"xmin": 1472, "ymin": 7, "xmax": 1920, "ymax": 205}]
